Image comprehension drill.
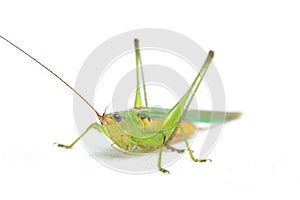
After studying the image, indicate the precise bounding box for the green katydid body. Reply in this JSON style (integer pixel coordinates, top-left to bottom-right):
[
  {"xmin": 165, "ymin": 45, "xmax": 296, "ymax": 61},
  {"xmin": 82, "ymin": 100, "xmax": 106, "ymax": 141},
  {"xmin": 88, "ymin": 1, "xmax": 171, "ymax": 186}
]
[
  {"xmin": 91, "ymin": 40, "xmax": 241, "ymax": 173},
  {"xmin": 0, "ymin": 35, "xmax": 241, "ymax": 174},
  {"xmin": 57, "ymin": 39, "xmax": 241, "ymax": 173}
]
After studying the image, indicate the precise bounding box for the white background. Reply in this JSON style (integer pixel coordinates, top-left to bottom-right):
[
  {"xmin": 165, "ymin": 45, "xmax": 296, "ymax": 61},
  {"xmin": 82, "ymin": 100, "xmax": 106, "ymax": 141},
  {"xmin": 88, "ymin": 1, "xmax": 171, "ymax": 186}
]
[{"xmin": 0, "ymin": 1, "xmax": 299, "ymax": 199}]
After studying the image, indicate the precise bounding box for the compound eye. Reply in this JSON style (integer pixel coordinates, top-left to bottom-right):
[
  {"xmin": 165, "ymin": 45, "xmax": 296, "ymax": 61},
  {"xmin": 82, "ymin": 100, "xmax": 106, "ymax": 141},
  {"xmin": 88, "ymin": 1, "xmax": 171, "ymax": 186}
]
[{"xmin": 113, "ymin": 113, "xmax": 122, "ymax": 122}]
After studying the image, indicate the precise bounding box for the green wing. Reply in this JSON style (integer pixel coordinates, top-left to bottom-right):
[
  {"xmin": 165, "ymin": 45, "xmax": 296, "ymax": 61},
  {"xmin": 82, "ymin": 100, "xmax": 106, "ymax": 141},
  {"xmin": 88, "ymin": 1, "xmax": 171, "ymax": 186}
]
[
  {"xmin": 183, "ymin": 109, "xmax": 242, "ymax": 123},
  {"xmin": 135, "ymin": 107, "xmax": 242, "ymax": 123}
]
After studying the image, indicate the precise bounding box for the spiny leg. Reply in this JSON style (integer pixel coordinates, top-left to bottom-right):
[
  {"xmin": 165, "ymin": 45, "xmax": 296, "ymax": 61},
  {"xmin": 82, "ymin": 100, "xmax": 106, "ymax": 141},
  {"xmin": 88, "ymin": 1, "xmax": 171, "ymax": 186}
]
[
  {"xmin": 54, "ymin": 122, "xmax": 105, "ymax": 149},
  {"xmin": 157, "ymin": 131, "xmax": 170, "ymax": 174},
  {"xmin": 179, "ymin": 126, "xmax": 212, "ymax": 163}
]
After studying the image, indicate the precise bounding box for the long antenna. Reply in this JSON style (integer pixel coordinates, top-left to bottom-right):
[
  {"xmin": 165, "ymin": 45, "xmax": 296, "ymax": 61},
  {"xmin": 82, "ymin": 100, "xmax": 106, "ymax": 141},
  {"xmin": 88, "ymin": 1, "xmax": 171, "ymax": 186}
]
[{"xmin": 0, "ymin": 35, "xmax": 101, "ymax": 117}]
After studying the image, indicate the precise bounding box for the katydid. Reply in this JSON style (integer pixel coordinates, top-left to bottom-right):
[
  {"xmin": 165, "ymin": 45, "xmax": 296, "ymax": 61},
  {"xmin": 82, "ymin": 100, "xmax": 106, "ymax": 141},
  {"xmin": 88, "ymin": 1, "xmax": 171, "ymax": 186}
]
[{"xmin": 0, "ymin": 35, "xmax": 241, "ymax": 174}]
